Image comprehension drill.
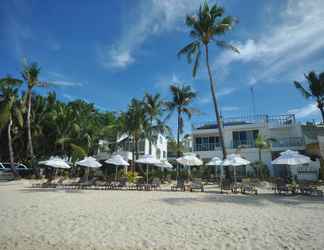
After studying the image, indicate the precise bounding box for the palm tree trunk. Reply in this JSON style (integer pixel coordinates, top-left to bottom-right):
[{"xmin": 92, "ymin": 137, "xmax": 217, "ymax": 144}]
[
  {"xmin": 176, "ymin": 108, "xmax": 181, "ymax": 179},
  {"xmin": 204, "ymin": 44, "xmax": 227, "ymax": 159},
  {"xmin": 149, "ymin": 117, "xmax": 153, "ymax": 155},
  {"xmin": 318, "ymin": 100, "xmax": 324, "ymax": 124},
  {"xmin": 26, "ymin": 87, "xmax": 39, "ymax": 177},
  {"xmin": 131, "ymin": 136, "xmax": 135, "ymax": 176},
  {"xmin": 8, "ymin": 118, "xmax": 19, "ymax": 177},
  {"xmin": 26, "ymin": 87, "xmax": 34, "ymax": 159}
]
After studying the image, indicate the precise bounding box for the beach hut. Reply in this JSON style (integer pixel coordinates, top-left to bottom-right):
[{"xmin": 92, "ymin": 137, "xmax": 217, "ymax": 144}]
[{"xmin": 135, "ymin": 154, "xmax": 161, "ymax": 184}]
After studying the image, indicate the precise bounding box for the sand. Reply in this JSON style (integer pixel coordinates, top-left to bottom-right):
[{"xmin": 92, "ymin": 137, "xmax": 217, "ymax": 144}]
[{"xmin": 1, "ymin": 180, "xmax": 324, "ymax": 250}]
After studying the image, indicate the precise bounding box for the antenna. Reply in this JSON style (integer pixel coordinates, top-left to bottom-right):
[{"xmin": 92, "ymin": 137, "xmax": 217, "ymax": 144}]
[{"xmin": 250, "ymin": 86, "xmax": 256, "ymax": 116}]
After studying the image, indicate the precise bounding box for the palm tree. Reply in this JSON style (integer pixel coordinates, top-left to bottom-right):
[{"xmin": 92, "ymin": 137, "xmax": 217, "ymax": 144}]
[
  {"xmin": 0, "ymin": 76, "xmax": 24, "ymax": 177},
  {"xmin": 178, "ymin": 2, "xmax": 239, "ymax": 159},
  {"xmin": 255, "ymin": 134, "xmax": 274, "ymax": 178},
  {"xmin": 124, "ymin": 99, "xmax": 146, "ymax": 172},
  {"xmin": 165, "ymin": 84, "xmax": 196, "ymax": 158},
  {"xmin": 255, "ymin": 134, "xmax": 274, "ymax": 162},
  {"xmin": 22, "ymin": 61, "xmax": 47, "ymax": 176},
  {"xmin": 294, "ymin": 71, "xmax": 324, "ymax": 123},
  {"xmin": 143, "ymin": 93, "xmax": 166, "ymax": 154}
]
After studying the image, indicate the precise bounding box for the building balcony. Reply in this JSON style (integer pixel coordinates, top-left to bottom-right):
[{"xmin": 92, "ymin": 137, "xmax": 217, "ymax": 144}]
[
  {"xmin": 271, "ymin": 137, "xmax": 304, "ymax": 148},
  {"xmin": 192, "ymin": 114, "xmax": 296, "ymax": 130},
  {"xmin": 193, "ymin": 137, "xmax": 305, "ymax": 152}
]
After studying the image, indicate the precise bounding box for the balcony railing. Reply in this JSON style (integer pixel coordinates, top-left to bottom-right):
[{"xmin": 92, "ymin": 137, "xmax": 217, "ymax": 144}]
[
  {"xmin": 232, "ymin": 139, "xmax": 256, "ymax": 149},
  {"xmin": 271, "ymin": 137, "xmax": 304, "ymax": 147},
  {"xmin": 192, "ymin": 114, "xmax": 296, "ymax": 130},
  {"xmin": 194, "ymin": 143, "xmax": 220, "ymax": 152},
  {"xmin": 193, "ymin": 137, "xmax": 305, "ymax": 152}
]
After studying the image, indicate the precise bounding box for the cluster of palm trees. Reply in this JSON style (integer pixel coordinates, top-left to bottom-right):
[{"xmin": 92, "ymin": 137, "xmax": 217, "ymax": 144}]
[{"xmin": 1, "ymin": 2, "xmax": 241, "ymax": 178}]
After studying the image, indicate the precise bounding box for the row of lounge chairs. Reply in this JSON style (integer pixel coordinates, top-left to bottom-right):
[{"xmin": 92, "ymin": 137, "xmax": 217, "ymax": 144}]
[
  {"xmin": 220, "ymin": 179, "xmax": 258, "ymax": 195},
  {"xmin": 273, "ymin": 179, "xmax": 323, "ymax": 197}
]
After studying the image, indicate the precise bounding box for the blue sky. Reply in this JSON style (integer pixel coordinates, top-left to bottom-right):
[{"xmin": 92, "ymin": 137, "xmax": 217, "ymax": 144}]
[{"xmin": 1, "ymin": 0, "xmax": 324, "ymax": 133}]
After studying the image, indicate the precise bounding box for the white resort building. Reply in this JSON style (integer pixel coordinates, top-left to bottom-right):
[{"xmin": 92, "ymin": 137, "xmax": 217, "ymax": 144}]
[{"xmin": 191, "ymin": 114, "xmax": 321, "ymax": 179}]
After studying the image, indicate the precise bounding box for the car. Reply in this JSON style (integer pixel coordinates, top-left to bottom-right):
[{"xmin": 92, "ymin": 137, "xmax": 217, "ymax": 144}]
[{"xmin": 0, "ymin": 163, "xmax": 33, "ymax": 177}]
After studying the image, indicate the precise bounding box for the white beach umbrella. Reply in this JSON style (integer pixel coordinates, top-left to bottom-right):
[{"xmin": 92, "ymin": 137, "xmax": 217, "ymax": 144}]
[
  {"xmin": 76, "ymin": 156, "xmax": 102, "ymax": 168},
  {"xmin": 176, "ymin": 153, "xmax": 203, "ymax": 180},
  {"xmin": 206, "ymin": 156, "xmax": 222, "ymax": 166},
  {"xmin": 176, "ymin": 153, "xmax": 203, "ymax": 166},
  {"xmin": 39, "ymin": 157, "xmax": 71, "ymax": 169},
  {"xmin": 135, "ymin": 154, "xmax": 161, "ymax": 184},
  {"xmin": 105, "ymin": 154, "xmax": 129, "ymax": 181},
  {"xmin": 156, "ymin": 159, "xmax": 173, "ymax": 169},
  {"xmin": 222, "ymin": 154, "xmax": 250, "ymax": 185},
  {"xmin": 272, "ymin": 150, "xmax": 310, "ymax": 165},
  {"xmin": 222, "ymin": 154, "xmax": 250, "ymax": 167},
  {"xmin": 207, "ymin": 156, "xmax": 223, "ymax": 178}
]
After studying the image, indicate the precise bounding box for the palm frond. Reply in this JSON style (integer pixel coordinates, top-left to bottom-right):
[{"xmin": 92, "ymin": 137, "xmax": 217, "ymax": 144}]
[
  {"xmin": 215, "ymin": 40, "xmax": 239, "ymax": 53},
  {"xmin": 294, "ymin": 81, "xmax": 311, "ymax": 99},
  {"xmin": 192, "ymin": 47, "xmax": 201, "ymax": 77}
]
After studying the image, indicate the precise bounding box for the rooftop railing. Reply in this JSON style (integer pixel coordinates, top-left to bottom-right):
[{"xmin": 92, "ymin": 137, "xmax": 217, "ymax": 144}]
[{"xmin": 192, "ymin": 114, "xmax": 296, "ymax": 130}]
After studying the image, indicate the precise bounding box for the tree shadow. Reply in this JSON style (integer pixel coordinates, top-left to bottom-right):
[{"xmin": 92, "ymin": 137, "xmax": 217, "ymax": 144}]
[
  {"xmin": 20, "ymin": 188, "xmax": 84, "ymax": 193},
  {"xmin": 159, "ymin": 192, "xmax": 324, "ymax": 207}
]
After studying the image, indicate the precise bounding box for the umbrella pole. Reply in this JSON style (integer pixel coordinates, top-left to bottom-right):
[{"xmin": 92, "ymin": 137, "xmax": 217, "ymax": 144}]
[
  {"xmin": 146, "ymin": 164, "xmax": 149, "ymax": 184},
  {"xmin": 115, "ymin": 166, "xmax": 118, "ymax": 181}
]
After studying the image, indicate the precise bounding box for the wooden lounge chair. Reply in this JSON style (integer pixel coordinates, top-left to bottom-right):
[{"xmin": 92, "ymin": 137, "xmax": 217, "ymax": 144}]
[
  {"xmin": 171, "ymin": 179, "xmax": 185, "ymax": 191},
  {"xmin": 240, "ymin": 178, "xmax": 258, "ymax": 195},
  {"xmin": 188, "ymin": 178, "xmax": 204, "ymax": 192},
  {"xmin": 220, "ymin": 179, "xmax": 232, "ymax": 193},
  {"xmin": 151, "ymin": 178, "xmax": 161, "ymax": 191}
]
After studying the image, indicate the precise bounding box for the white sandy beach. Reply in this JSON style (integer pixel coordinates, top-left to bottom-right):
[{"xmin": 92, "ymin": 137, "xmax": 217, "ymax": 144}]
[{"xmin": 1, "ymin": 181, "xmax": 324, "ymax": 250}]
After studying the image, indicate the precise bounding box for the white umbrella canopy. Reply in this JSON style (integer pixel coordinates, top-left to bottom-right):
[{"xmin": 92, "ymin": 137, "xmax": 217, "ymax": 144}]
[
  {"xmin": 272, "ymin": 150, "xmax": 310, "ymax": 165},
  {"xmin": 39, "ymin": 157, "xmax": 71, "ymax": 169},
  {"xmin": 135, "ymin": 154, "xmax": 161, "ymax": 165},
  {"xmin": 176, "ymin": 153, "xmax": 203, "ymax": 166},
  {"xmin": 76, "ymin": 156, "xmax": 102, "ymax": 168},
  {"xmin": 156, "ymin": 159, "xmax": 173, "ymax": 169},
  {"xmin": 105, "ymin": 154, "xmax": 129, "ymax": 166},
  {"xmin": 206, "ymin": 156, "xmax": 222, "ymax": 166},
  {"xmin": 222, "ymin": 154, "xmax": 250, "ymax": 166},
  {"xmin": 105, "ymin": 154, "xmax": 129, "ymax": 181},
  {"xmin": 135, "ymin": 155, "xmax": 161, "ymax": 184}
]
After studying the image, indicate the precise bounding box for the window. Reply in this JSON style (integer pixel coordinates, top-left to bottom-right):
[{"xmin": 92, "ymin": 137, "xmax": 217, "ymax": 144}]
[
  {"xmin": 194, "ymin": 136, "xmax": 219, "ymax": 151},
  {"xmin": 232, "ymin": 130, "xmax": 258, "ymax": 148}
]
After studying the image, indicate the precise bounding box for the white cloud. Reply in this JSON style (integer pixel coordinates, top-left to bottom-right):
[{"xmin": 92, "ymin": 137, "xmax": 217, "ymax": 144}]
[
  {"xmin": 288, "ymin": 103, "xmax": 319, "ymax": 119},
  {"xmin": 217, "ymin": 0, "xmax": 324, "ymax": 85},
  {"xmin": 218, "ymin": 87, "xmax": 236, "ymax": 97},
  {"xmin": 98, "ymin": 0, "xmax": 202, "ymax": 69},
  {"xmin": 51, "ymin": 80, "xmax": 83, "ymax": 87},
  {"xmin": 222, "ymin": 106, "xmax": 239, "ymax": 112}
]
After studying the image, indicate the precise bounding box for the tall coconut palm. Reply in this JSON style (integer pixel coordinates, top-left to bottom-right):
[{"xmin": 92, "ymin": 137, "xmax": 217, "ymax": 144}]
[
  {"xmin": 21, "ymin": 61, "xmax": 47, "ymax": 176},
  {"xmin": 165, "ymin": 84, "xmax": 196, "ymax": 158},
  {"xmin": 294, "ymin": 71, "xmax": 324, "ymax": 123},
  {"xmin": 0, "ymin": 76, "xmax": 24, "ymax": 177},
  {"xmin": 143, "ymin": 93, "xmax": 166, "ymax": 154},
  {"xmin": 178, "ymin": 2, "xmax": 239, "ymax": 159},
  {"xmin": 124, "ymin": 99, "xmax": 146, "ymax": 172}
]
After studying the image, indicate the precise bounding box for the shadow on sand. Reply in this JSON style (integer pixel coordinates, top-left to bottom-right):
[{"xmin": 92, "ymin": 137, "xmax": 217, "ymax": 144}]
[
  {"xmin": 159, "ymin": 192, "xmax": 324, "ymax": 207},
  {"xmin": 20, "ymin": 187, "xmax": 84, "ymax": 194}
]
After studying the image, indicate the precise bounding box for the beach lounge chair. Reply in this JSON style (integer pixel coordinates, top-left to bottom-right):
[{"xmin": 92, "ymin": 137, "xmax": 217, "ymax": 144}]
[
  {"xmin": 240, "ymin": 178, "xmax": 258, "ymax": 195},
  {"xmin": 220, "ymin": 179, "xmax": 232, "ymax": 193},
  {"xmin": 151, "ymin": 178, "xmax": 161, "ymax": 191},
  {"xmin": 78, "ymin": 178, "xmax": 97, "ymax": 189},
  {"xmin": 188, "ymin": 178, "xmax": 204, "ymax": 192},
  {"xmin": 171, "ymin": 179, "xmax": 185, "ymax": 191}
]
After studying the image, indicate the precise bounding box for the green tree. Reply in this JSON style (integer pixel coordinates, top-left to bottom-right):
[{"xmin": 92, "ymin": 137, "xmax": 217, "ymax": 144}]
[
  {"xmin": 22, "ymin": 61, "xmax": 47, "ymax": 176},
  {"xmin": 143, "ymin": 93, "xmax": 170, "ymax": 155},
  {"xmin": 0, "ymin": 76, "xmax": 24, "ymax": 177},
  {"xmin": 294, "ymin": 71, "xmax": 324, "ymax": 123},
  {"xmin": 178, "ymin": 2, "xmax": 239, "ymax": 159},
  {"xmin": 165, "ymin": 84, "xmax": 196, "ymax": 159}
]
